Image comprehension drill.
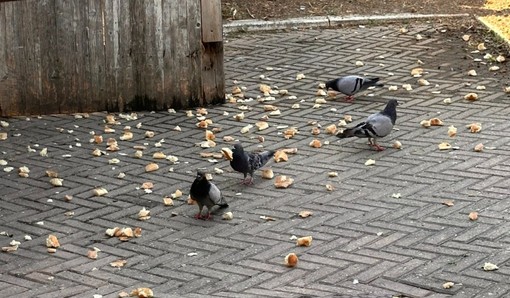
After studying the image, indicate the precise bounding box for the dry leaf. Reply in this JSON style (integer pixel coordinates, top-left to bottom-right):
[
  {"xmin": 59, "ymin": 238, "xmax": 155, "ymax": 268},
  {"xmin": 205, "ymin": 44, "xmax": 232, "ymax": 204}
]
[
  {"xmin": 93, "ymin": 187, "xmax": 108, "ymax": 196},
  {"xmin": 47, "ymin": 248, "xmax": 57, "ymax": 253},
  {"xmin": 285, "ymin": 253, "xmax": 298, "ymax": 267},
  {"xmin": 477, "ymin": 43, "xmax": 486, "ymax": 51},
  {"xmin": 296, "ymin": 236, "xmax": 313, "ymax": 247},
  {"xmin": 259, "ymin": 84, "xmax": 271, "ymax": 93},
  {"xmin": 284, "ymin": 127, "xmax": 298, "ymax": 139},
  {"xmin": 145, "ymin": 163, "xmax": 159, "ymax": 172},
  {"xmin": 120, "ymin": 131, "xmax": 133, "ymax": 141},
  {"xmin": 417, "ymin": 79, "xmax": 430, "ymax": 86},
  {"xmin": 469, "ymin": 211, "xmax": 478, "ymax": 221},
  {"xmin": 325, "ymin": 184, "xmax": 334, "ymax": 191},
  {"xmin": 64, "ymin": 195, "xmax": 73, "ymax": 201},
  {"xmin": 393, "ymin": 141, "xmax": 402, "ymax": 149},
  {"xmin": 474, "ymin": 143, "xmax": 484, "ymax": 152},
  {"xmin": 282, "ymin": 148, "xmax": 298, "ymax": 154},
  {"xmin": 141, "ymin": 182, "xmax": 153, "ymax": 189},
  {"xmin": 118, "ymin": 291, "xmax": 129, "ymax": 298},
  {"xmin": 133, "ymin": 227, "xmax": 142, "ymax": 238},
  {"xmin": 205, "ymin": 130, "xmax": 215, "ymax": 141},
  {"xmin": 171, "ymin": 189, "xmax": 182, "ymax": 199},
  {"xmin": 462, "ymin": 34, "xmax": 470, "ymax": 41},
  {"xmin": 274, "ymin": 175, "xmax": 294, "ymax": 188},
  {"xmin": 274, "ymin": 150, "xmax": 288, "ymax": 162},
  {"xmin": 261, "ymin": 169, "xmax": 274, "ymax": 179},
  {"xmin": 442, "ymin": 200, "xmax": 454, "ymax": 207},
  {"xmin": 299, "ymin": 211, "xmax": 313, "ymax": 218},
  {"xmin": 94, "ymin": 135, "xmax": 103, "ymax": 144},
  {"xmin": 311, "ymin": 127, "xmax": 320, "ymax": 135},
  {"xmin": 443, "ymin": 282, "xmax": 455, "ymax": 289},
  {"xmin": 2, "ymin": 245, "xmax": 18, "ymax": 252},
  {"xmin": 438, "ymin": 142, "xmax": 452, "ymax": 150},
  {"xmin": 187, "ymin": 196, "xmax": 196, "ymax": 205},
  {"xmin": 328, "ymin": 172, "xmax": 338, "ymax": 177},
  {"xmin": 46, "ymin": 235, "xmax": 60, "ymax": 248},
  {"xmin": 130, "ymin": 288, "xmax": 154, "ymax": 298},
  {"xmin": 110, "ymin": 259, "xmax": 127, "ymax": 268},
  {"xmin": 468, "ymin": 69, "xmax": 477, "ymax": 76},
  {"xmin": 105, "ymin": 227, "xmax": 120, "ymax": 237},
  {"xmin": 296, "ymin": 73, "xmax": 306, "ymax": 80},
  {"xmin": 240, "ymin": 124, "xmax": 253, "ymax": 134},
  {"xmin": 120, "ymin": 227, "xmax": 134, "ymax": 238}
]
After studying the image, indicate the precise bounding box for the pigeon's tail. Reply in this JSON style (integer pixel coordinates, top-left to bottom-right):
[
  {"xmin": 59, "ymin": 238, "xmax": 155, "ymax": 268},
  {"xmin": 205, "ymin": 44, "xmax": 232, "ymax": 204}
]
[
  {"xmin": 218, "ymin": 202, "xmax": 229, "ymax": 208},
  {"xmin": 336, "ymin": 128, "xmax": 356, "ymax": 138},
  {"xmin": 260, "ymin": 150, "xmax": 275, "ymax": 166},
  {"xmin": 217, "ymin": 196, "xmax": 229, "ymax": 208},
  {"xmin": 365, "ymin": 77, "xmax": 384, "ymax": 88}
]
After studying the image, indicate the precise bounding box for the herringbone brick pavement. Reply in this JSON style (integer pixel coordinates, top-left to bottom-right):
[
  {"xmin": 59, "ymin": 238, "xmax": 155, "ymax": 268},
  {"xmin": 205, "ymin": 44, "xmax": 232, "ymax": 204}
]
[{"xmin": 1, "ymin": 23, "xmax": 510, "ymax": 297}]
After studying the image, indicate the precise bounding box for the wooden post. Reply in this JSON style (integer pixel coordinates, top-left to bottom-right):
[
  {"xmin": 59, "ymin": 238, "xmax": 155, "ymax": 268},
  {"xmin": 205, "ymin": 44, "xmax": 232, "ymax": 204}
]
[{"xmin": 0, "ymin": 0, "xmax": 225, "ymax": 116}]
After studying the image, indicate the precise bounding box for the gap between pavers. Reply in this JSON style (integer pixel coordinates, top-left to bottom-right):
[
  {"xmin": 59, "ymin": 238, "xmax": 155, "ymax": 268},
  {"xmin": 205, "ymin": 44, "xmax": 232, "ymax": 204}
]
[{"xmin": 223, "ymin": 13, "xmax": 470, "ymax": 33}]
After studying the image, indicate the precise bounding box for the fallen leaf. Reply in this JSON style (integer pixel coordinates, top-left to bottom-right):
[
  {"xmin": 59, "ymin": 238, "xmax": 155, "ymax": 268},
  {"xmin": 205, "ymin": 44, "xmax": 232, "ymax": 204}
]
[
  {"xmin": 430, "ymin": 118, "xmax": 444, "ymax": 126},
  {"xmin": 138, "ymin": 207, "xmax": 151, "ymax": 220},
  {"xmin": 171, "ymin": 189, "xmax": 183, "ymax": 199},
  {"xmin": 420, "ymin": 120, "xmax": 431, "ymax": 128},
  {"xmin": 417, "ymin": 79, "xmax": 430, "ymax": 86},
  {"xmin": 309, "ymin": 139, "xmax": 322, "ymax": 148},
  {"xmin": 2, "ymin": 245, "xmax": 18, "ymax": 252},
  {"xmin": 468, "ymin": 69, "xmax": 477, "ymax": 76},
  {"xmin": 163, "ymin": 197, "xmax": 174, "ymax": 206},
  {"xmin": 443, "ymin": 282, "xmax": 455, "ymax": 289},
  {"xmin": 328, "ymin": 172, "xmax": 338, "ymax": 177},
  {"xmin": 469, "ymin": 211, "xmax": 478, "ymax": 221},
  {"xmin": 467, "ymin": 123, "xmax": 482, "ymax": 133},
  {"xmin": 325, "ymin": 184, "xmax": 334, "ymax": 191},
  {"xmin": 448, "ymin": 126, "xmax": 457, "ymax": 137},
  {"xmin": 152, "ymin": 152, "xmax": 166, "ymax": 159},
  {"xmin": 462, "ymin": 34, "xmax": 470, "ymax": 41},
  {"xmin": 296, "ymin": 73, "xmax": 306, "ymax": 80},
  {"xmin": 393, "ymin": 141, "xmax": 402, "ymax": 149},
  {"xmin": 260, "ymin": 215, "xmax": 276, "ymax": 221},
  {"xmin": 392, "ymin": 193, "xmax": 402, "ymax": 199},
  {"xmin": 411, "ymin": 68, "xmax": 424, "ymax": 76},
  {"xmin": 256, "ymin": 122, "xmax": 269, "ymax": 131}
]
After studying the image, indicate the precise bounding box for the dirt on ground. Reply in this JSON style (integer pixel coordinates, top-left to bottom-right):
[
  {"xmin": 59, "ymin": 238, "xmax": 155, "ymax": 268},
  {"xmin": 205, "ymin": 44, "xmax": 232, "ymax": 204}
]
[{"xmin": 221, "ymin": 0, "xmax": 496, "ymax": 21}]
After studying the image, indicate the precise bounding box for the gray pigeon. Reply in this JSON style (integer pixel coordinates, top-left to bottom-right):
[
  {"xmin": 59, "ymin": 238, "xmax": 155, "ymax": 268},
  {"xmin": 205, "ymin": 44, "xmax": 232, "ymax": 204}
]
[
  {"xmin": 189, "ymin": 170, "xmax": 228, "ymax": 220},
  {"xmin": 337, "ymin": 99, "xmax": 398, "ymax": 151},
  {"xmin": 230, "ymin": 143, "xmax": 275, "ymax": 185},
  {"xmin": 326, "ymin": 75, "xmax": 384, "ymax": 101}
]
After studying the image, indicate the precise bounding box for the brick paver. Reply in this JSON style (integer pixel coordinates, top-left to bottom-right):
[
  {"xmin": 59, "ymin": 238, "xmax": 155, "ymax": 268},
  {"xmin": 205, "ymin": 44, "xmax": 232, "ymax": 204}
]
[{"xmin": 1, "ymin": 22, "xmax": 510, "ymax": 297}]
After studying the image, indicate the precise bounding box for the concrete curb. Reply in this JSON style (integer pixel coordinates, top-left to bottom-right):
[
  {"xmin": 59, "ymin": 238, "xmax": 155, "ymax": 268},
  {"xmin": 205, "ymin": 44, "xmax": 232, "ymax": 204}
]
[
  {"xmin": 223, "ymin": 13, "xmax": 471, "ymax": 33},
  {"xmin": 477, "ymin": 16, "xmax": 510, "ymax": 46}
]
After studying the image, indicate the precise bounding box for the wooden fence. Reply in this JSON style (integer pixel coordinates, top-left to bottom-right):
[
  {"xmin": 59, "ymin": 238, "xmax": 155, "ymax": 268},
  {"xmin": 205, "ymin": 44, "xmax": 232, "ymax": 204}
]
[{"xmin": 0, "ymin": 0, "xmax": 224, "ymax": 116}]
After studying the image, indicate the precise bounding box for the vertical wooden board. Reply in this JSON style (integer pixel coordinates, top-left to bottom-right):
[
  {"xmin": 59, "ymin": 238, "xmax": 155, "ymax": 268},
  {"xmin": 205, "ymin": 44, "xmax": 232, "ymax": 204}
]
[
  {"xmin": 0, "ymin": 2, "xmax": 21, "ymax": 116},
  {"xmin": 84, "ymin": 0, "xmax": 107, "ymax": 112},
  {"xmin": 142, "ymin": 0, "xmax": 159, "ymax": 108},
  {"xmin": 54, "ymin": 0, "xmax": 78, "ymax": 113},
  {"xmin": 175, "ymin": 0, "xmax": 191, "ymax": 108},
  {"xmin": 164, "ymin": 0, "xmax": 178, "ymax": 108},
  {"xmin": 201, "ymin": 42, "xmax": 224, "ymax": 106},
  {"xmin": 200, "ymin": 0, "xmax": 222, "ymax": 43},
  {"xmin": 35, "ymin": 0, "xmax": 59, "ymax": 114},
  {"xmin": 127, "ymin": 0, "xmax": 145, "ymax": 110},
  {"xmin": 151, "ymin": 0, "xmax": 165, "ymax": 109},
  {"xmin": 187, "ymin": 0, "xmax": 203, "ymax": 107}
]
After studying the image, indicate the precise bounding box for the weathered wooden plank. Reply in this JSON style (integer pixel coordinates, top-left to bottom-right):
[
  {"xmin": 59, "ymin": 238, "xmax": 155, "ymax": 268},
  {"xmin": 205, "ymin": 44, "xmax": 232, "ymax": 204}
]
[
  {"xmin": 36, "ymin": 0, "xmax": 59, "ymax": 114},
  {"xmin": 187, "ymin": 0, "xmax": 203, "ymax": 107},
  {"xmin": 200, "ymin": 0, "xmax": 222, "ymax": 43},
  {"xmin": 201, "ymin": 41, "xmax": 224, "ymax": 106},
  {"xmin": 0, "ymin": 2, "xmax": 20, "ymax": 116}
]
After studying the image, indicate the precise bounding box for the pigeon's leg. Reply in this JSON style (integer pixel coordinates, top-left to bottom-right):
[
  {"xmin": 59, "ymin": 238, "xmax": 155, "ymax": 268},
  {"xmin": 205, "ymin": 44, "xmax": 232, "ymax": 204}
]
[
  {"xmin": 194, "ymin": 205, "xmax": 204, "ymax": 219},
  {"xmin": 345, "ymin": 95, "xmax": 354, "ymax": 102},
  {"xmin": 241, "ymin": 174, "xmax": 254, "ymax": 185},
  {"xmin": 203, "ymin": 206, "xmax": 213, "ymax": 220}
]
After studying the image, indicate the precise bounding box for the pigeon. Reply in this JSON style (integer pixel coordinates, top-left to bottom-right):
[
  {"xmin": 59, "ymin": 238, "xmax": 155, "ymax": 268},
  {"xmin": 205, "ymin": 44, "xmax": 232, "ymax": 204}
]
[
  {"xmin": 325, "ymin": 75, "xmax": 384, "ymax": 102},
  {"xmin": 336, "ymin": 99, "xmax": 398, "ymax": 151},
  {"xmin": 189, "ymin": 170, "xmax": 228, "ymax": 220},
  {"xmin": 230, "ymin": 143, "xmax": 275, "ymax": 185}
]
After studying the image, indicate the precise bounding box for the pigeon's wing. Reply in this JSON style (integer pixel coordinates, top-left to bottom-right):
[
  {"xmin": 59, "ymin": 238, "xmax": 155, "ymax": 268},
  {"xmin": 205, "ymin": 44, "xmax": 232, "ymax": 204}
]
[
  {"xmin": 230, "ymin": 151, "xmax": 250, "ymax": 174},
  {"xmin": 208, "ymin": 182, "xmax": 227, "ymax": 206},
  {"xmin": 248, "ymin": 150, "xmax": 274, "ymax": 171},
  {"xmin": 336, "ymin": 76, "xmax": 363, "ymax": 95},
  {"xmin": 364, "ymin": 113, "xmax": 393, "ymax": 137}
]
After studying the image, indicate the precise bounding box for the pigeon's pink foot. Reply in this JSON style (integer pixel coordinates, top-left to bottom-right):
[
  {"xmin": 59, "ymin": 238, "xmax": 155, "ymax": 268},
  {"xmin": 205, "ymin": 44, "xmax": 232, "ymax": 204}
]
[
  {"xmin": 345, "ymin": 95, "xmax": 354, "ymax": 102},
  {"xmin": 194, "ymin": 213, "xmax": 203, "ymax": 220},
  {"xmin": 241, "ymin": 177, "xmax": 254, "ymax": 185},
  {"xmin": 204, "ymin": 213, "xmax": 212, "ymax": 220},
  {"xmin": 371, "ymin": 144, "xmax": 385, "ymax": 151}
]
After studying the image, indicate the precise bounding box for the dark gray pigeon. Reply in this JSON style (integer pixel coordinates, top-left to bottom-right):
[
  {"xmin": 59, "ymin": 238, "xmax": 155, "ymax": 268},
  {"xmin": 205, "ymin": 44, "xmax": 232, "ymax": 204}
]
[
  {"xmin": 326, "ymin": 75, "xmax": 384, "ymax": 101},
  {"xmin": 337, "ymin": 99, "xmax": 398, "ymax": 151},
  {"xmin": 189, "ymin": 170, "xmax": 228, "ymax": 220},
  {"xmin": 230, "ymin": 143, "xmax": 275, "ymax": 185}
]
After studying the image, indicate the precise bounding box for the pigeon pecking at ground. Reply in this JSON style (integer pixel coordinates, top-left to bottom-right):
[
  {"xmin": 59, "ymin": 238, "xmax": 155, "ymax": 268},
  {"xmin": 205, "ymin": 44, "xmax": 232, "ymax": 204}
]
[
  {"xmin": 325, "ymin": 75, "xmax": 384, "ymax": 102},
  {"xmin": 229, "ymin": 143, "xmax": 275, "ymax": 185},
  {"xmin": 336, "ymin": 99, "xmax": 398, "ymax": 151},
  {"xmin": 189, "ymin": 170, "xmax": 228, "ymax": 220}
]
